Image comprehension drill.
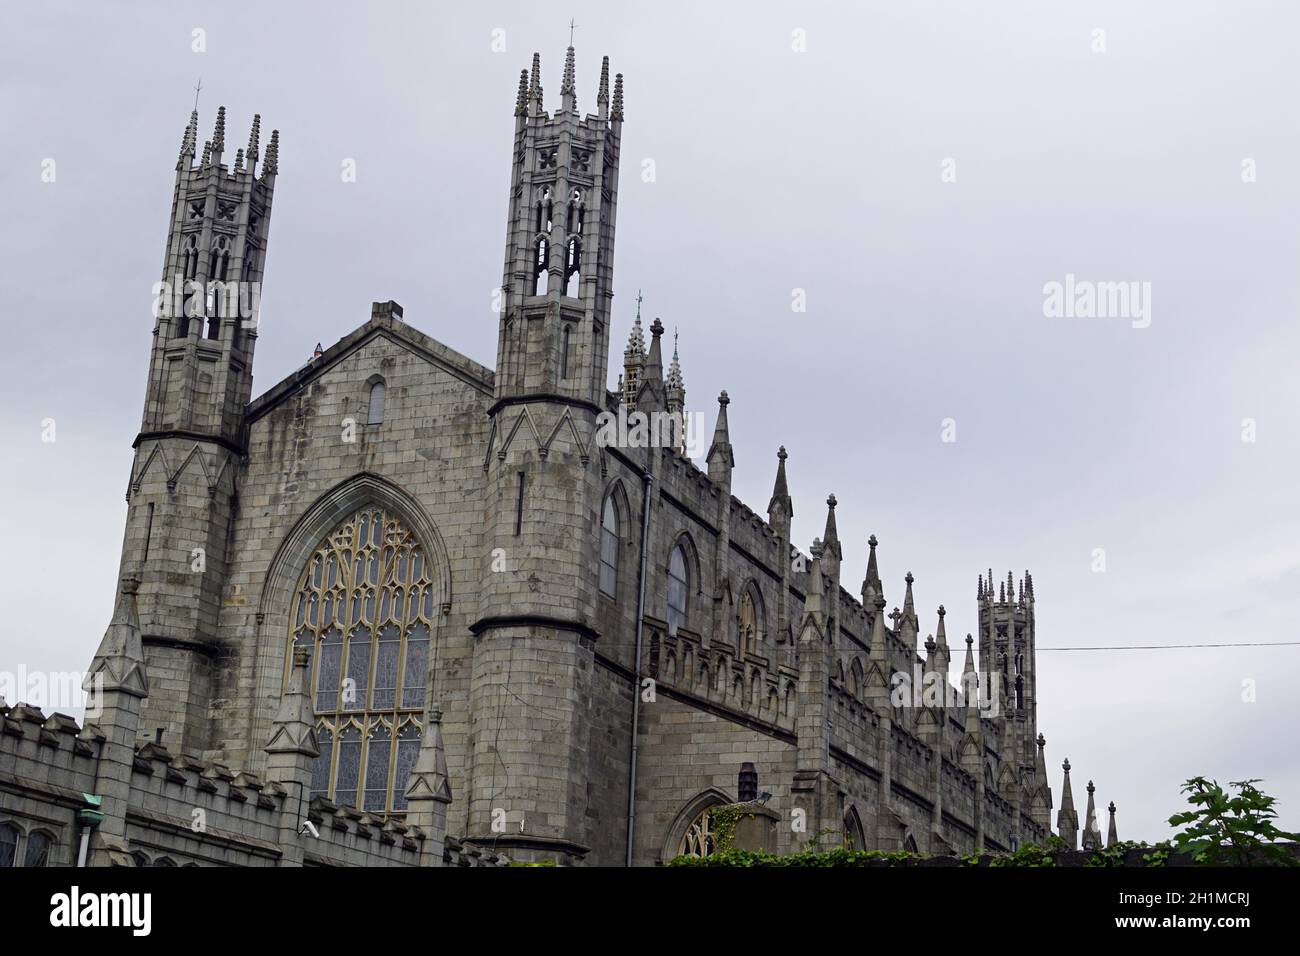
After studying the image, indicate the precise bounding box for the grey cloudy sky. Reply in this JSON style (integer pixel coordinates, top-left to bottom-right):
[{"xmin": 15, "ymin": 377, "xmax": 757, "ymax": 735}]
[{"xmin": 3, "ymin": 0, "xmax": 1298, "ymax": 844}]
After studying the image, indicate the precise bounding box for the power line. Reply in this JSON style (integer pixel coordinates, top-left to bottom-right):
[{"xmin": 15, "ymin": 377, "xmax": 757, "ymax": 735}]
[{"xmin": 1038, "ymin": 641, "xmax": 1300, "ymax": 651}]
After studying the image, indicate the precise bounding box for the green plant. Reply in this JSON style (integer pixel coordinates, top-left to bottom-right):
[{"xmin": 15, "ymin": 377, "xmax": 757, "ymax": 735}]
[
  {"xmin": 1085, "ymin": 839, "xmax": 1141, "ymax": 867},
  {"xmin": 1168, "ymin": 777, "xmax": 1300, "ymax": 867},
  {"xmin": 1139, "ymin": 841, "xmax": 1171, "ymax": 867}
]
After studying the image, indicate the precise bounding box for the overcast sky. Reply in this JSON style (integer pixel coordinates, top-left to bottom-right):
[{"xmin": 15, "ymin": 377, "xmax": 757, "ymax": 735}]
[{"xmin": 3, "ymin": 0, "xmax": 1298, "ymax": 845}]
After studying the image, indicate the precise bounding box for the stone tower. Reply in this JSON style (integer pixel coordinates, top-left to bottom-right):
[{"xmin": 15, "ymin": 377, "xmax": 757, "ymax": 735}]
[
  {"xmin": 120, "ymin": 107, "xmax": 278, "ymax": 753},
  {"xmin": 471, "ymin": 47, "xmax": 624, "ymax": 863},
  {"xmin": 977, "ymin": 571, "xmax": 1039, "ymax": 780}
]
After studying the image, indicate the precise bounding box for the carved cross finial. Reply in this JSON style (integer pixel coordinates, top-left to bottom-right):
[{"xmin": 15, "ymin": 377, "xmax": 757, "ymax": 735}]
[{"xmin": 569, "ymin": 17, "xmax": 578, "ymax": 46}]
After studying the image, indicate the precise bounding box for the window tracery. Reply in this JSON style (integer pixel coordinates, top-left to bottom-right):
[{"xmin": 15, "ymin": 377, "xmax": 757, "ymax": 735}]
[{"xmin": 288, "ymin": 507, "xmax": 435, "ymax": 814}]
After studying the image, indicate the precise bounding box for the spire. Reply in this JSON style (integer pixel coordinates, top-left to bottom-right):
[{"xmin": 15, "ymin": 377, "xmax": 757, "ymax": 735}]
[
  {"xmin": 902, "ymin": 572, "xmax": 917, "ymax": 628},
  {"xmin": 768, "ymin": 446, "xmax": 792, "ymax": 529},
  {"xmin": 178, "ymin": 110, "xmax": 198, "ymax": 168},
  {"xmin": 862, "ymin": 534, "xmax": 883, "ymax": 609},
  {"xmin": 625, "ymin": 292, "xmax": 645, "ymax": 359},
  {"xmin": 560, "ymin": 45, "xmax": 577, "ymax": 112},
  {"xmin": 265, "ymin": 647, "xmax": 319, "ymax": 757},
  {"xmin": 935, "ymin": 605, "xmax": 948, "ymax": 649},
  {"xmin": 211, "ymin": 105, "xmax": 226, "ymax": 157},
  {"xmin": 960, "ymin": 635, "xmax": 982, "ymax": 766},
  {"xmin": 645, "ymin": 317, "xmax": 664, "ymax": 383},
  {"xmin": 804, "ymin": 539, "xmax": 826, "ymax": 626},
  {"xmin": 869, "ymin": 594, "xmax": 888, "ymax": 657},
  {"xmin": 1057, "ymin": 758, "xmax": 1079, "ymax": 849},
  {"xmin": 706, "ymin": 390, "xmax": 735, "ymax": 482},
  {"xmin": 1035, "ymin": 732, "xmax": 1047, "ymax": 778},
  {"xmin": 597, "ymin": 56, "xmax": 610, "ymax": 119},
  {"xmin": 1083, "ymin": 781, "xmax": 1102, "ymax": 850},
  {"xmin": 529, "ymin": 52, "xmax": 544, "ymax": 114},
  {"xmin": 821, "ymin": 494, "xmax": 842, "ymax": 562},
  {"xmin": 404, "ymin": 707, "xmax": 453, "ymax": 806},
  {"xmin": 247, "ymin": 113, "xmax": 261, "ymax": 165},
  {"xmin": 263, "ymin": 129, "xmax": 279, "ymax": 177},
  {"xmin": 85, "ymin": 577, "xmax": 149, "ymax": 698},
  {"xmin": 667, "ymin": 330, "xmax": 684, "ymax": 390},
  {"xmin": 611, "ymin": 73, "xmax": 624, "ymax": 121},
  {"xmin": 1106, "ymin": 801, "xmax": 1119, "ymax": 848},
  {"xmin": 515, "ymin": 68, "xmax": 529, "ymax": 115}
]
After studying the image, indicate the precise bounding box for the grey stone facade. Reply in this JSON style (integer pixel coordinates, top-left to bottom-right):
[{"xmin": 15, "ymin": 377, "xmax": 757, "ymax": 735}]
[{"xmin": 1, "ymin": 45, "xmax": 1113, "ymax": 868}]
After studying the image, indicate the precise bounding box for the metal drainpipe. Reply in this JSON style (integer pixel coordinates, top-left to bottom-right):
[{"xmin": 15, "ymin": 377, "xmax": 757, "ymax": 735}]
[{"xmin": 624, "ymin": 468, "xmax": 653, "ymax": 867}]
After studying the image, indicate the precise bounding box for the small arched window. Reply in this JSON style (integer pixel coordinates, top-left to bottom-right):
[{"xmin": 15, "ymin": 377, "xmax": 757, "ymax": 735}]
[
  {"xmin": 534, "ymin": 236, "xmax": 549, "ymax": 295},
  {"xmin": 22, "ymin": 831, "xmax": 51, "ymax": 867},
  {"xmin": 739, "ymin": 587, "xmax": 761, "ymax": 656},
  {"xmin": 599, "ymin": 494, "xmax": 619, "ymax": 598},
  {"xmin": 0, "ymin": 823, "xmax": 18, "ymax": 867},
  {"xmin": 667, "ymin": 543, "xmax": 689, "ymax": 634},
  {"xmin": 367, "ymin": 380, "xmax": 386, "ymax": 425}
]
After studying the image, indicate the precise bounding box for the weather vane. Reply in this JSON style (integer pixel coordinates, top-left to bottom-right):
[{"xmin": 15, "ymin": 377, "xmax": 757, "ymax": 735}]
[{"xmin": 193, "ymin": 77, "xmax": 202, "ymax": 112}]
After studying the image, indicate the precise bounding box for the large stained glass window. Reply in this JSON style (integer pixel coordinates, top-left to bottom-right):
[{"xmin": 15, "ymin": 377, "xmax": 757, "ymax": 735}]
[{"xmin": 288, "ymin": 507, "xmax": 435, "ymax": 815}]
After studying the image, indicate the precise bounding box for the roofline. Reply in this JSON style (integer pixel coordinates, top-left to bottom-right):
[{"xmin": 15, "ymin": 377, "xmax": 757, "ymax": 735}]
[{"xmin": 244, "ymin": 311, "xmax": 495, "ymax": 425}]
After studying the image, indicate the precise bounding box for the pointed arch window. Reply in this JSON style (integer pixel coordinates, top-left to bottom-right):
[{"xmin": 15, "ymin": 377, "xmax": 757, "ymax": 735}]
[
  {"xmin": 288, "ymin": 507, "xmax": 437, "ymax": 814},
  {"xmin": 367, "ymin": 379, "xmax": 386, "ymax": 425},
  {"xmin": 739, "ymin": 587, "xmax": 762, "ymax": 656},
  {"xmin": 599, "ymin": 493, "xmax": 620, "ymax": 597},
  {"xmin": 533, "ymin": 237, "xmax": 549, "ymax": 295},
  {"xmin": 678, "ymin": 806, "xmax": 718, "ymax": 858},
  {"xmin": 0, "ymin": 823, "xmax": 17, "ymax": 867},
  {"xmin": 667, "ymin": 543, "xmax": 689, "ymax": 634}
]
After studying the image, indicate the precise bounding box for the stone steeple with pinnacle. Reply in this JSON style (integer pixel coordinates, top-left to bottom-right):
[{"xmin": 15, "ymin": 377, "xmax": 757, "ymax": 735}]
[
  {"xmin": 1082, "ymin": 780, "xmax": 1103, "ymax": 850},
  {"xmin": 475, "ymin": 43, "xmax": 627, "ymax": 864},
  {"xmin": 497, "ymin": 45, "xmax": 623, "ymax": 406},
  {"xmin": 1057, "ymin": 758, "xmax": 1079, "ymax": 849},
  {"xmin": 120, "ymin": 105, "xmax": 279, "ymax": 754}
]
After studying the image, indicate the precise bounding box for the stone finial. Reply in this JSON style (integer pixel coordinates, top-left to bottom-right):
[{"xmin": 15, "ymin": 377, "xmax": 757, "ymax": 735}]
[
  {"xmin": 85, "ymin": 576, "xmax": 149, "ymax": 699},
  {"xmin": 265, "ymin": 645, "xmax": 318, "ymax": 757},
  {"xmin": 706, "ymin": 388, "xmax": 734, "ymax": 479},
  {"xmin": 263, "ymin": 129, "xmax": 280, "ymax": 177},
  {"xmin": 561, "ymin": 45, "xmax": 577, "ymax": 111},
  {"xmin": 515, "ymin": 69, "xmax": 529, "ymax": 116},
  {"xmin": 178, "ymin": 110, "xmax": 198, "ymax": 166},
  {"xmin": 201, "ymin": 140, "xmax": 212, "ymax": 167},
  {"xmin": 965, "ymin": 633, "xmax": 974, "ymax": 647},
  {"xmin": 529, "ymin": 52, "xmax": 544, "ymax": 112},
  {"xmin": 768, "ymin": 446, "xmax": 792, "ymax": 526},
  {"xmin": 405, "ymin": 708, "xmax": 452, "ymax": 805},
  {"xmin": 820, "ymin": 494, "xmax": 841, "ymax": 563},
  {"xmin": 247, "ymin": 113, "xmax": 261, "ymax": 163},
  {"xmin": 611, "ymin": 73, "xmax": 624, "ymax": 120},
  {"xmin": 597, "ymin": 56, "xmax": 610, "ymax": 116},
  {"xmin": 212, "ymin": 105, "xmax": 226, "ymax": 155},
  {"xmin": 667, "ymin": 331, "xmax": 684, "ymax": 391},
  {"xmin": 233, "ymin": 148, "xmax": 244, "ymax": 173}
]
